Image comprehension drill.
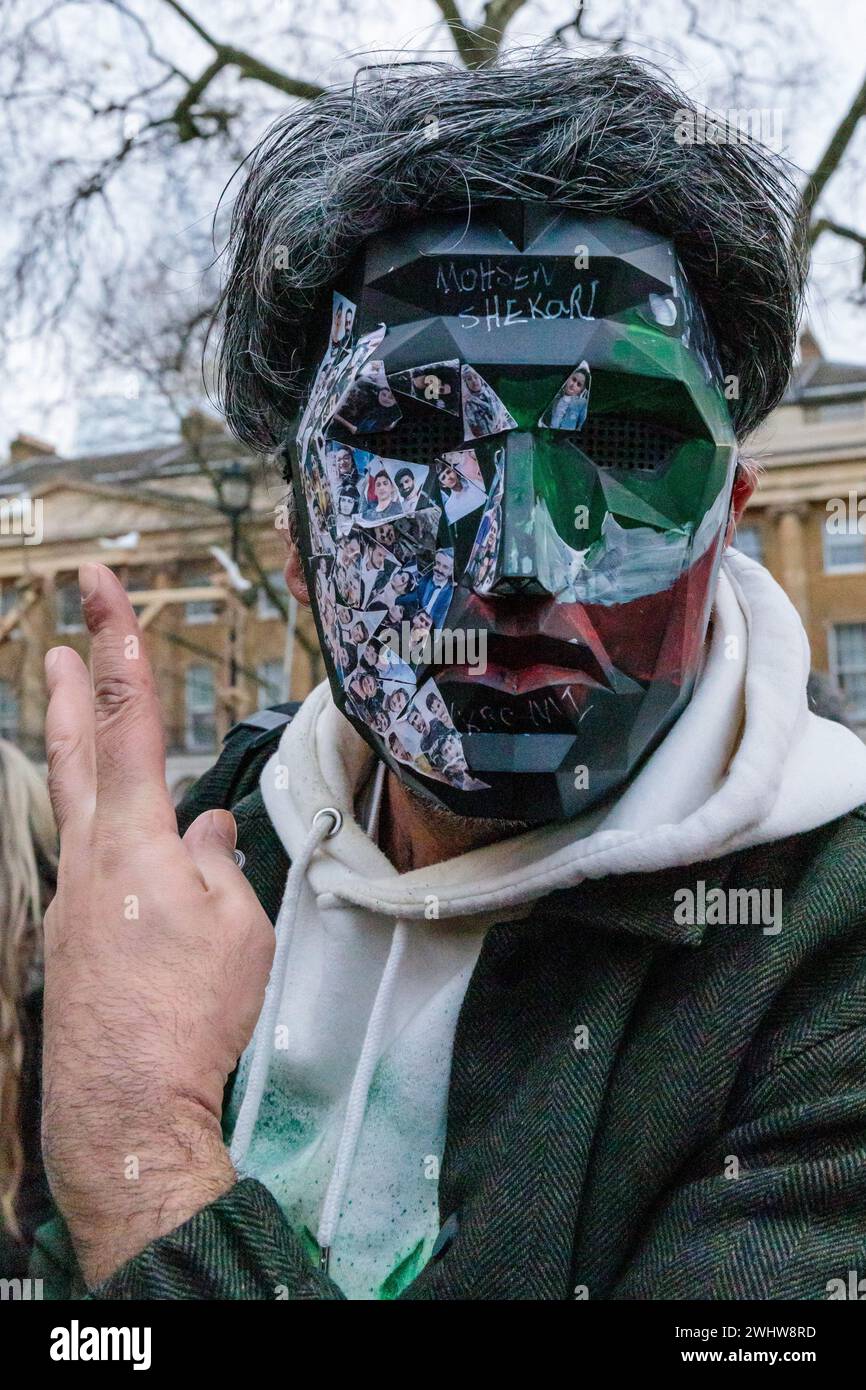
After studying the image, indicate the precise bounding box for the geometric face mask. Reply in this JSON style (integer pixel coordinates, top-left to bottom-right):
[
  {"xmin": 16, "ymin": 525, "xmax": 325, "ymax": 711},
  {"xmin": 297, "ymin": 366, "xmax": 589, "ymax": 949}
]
[{"xmin": 290, "ymin": 204, "xmax": 737, "ymax": 825}]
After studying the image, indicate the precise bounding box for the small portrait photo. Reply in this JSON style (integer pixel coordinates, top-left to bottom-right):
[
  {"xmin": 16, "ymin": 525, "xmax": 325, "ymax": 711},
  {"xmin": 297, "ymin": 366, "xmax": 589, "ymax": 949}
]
[
  {"xmin": 358, "ymin": 533, "xmax": 398, "ymax": 608},
  {"xmin": 387, "ymin": 505, "xmax": 441, "ymax": 567},
  {"xmin": 309, "ymin": 322, "xmax": 385, "ymax": 441},
  {"xmin": 414, "ymin": 677, "xmax": 455, "ymax": 744},
  {"xmin": 346, "ymin": 669, "xmax": 387, "ymax": 722},
  {"xmin": 435, "ymin": 456, "xmax": 487, "ymax": 525},
  {"xmin": 383, "ymin": 684, "xmax": 412, "ymax": 725},
  {"xmin": 325, "ymin": 442, "xmax": 364, "ymax": 492},
  {"xmin": 355, "ymin": 636, "xmax": 400, "ymax": 684},
  {"xmin": 348, "ymin": 322, "xmax": 386, "ymax": 376},
  {"xmin": 358, "ymin": 458, "xmax": 430, "ymax": 525},
  {"xmin": 389, "ymin": 359, "xmax": 461, "ymax": 417},
  {"xmin": 335, "ymin": 484, "xmax": 361, "ymax": 535},
  {"xmin": 332, "ymin": 636, "xmax": 358, "ymax": 684},
  {"xmin": 428, "ymin": 730, "xmax": 488, "ymax": 791},
  {"xmin": 326, "ymin": 292, "xmax": 357, "ymax": 362},
  {"xmin": 334, "ymin": 561, "xmax": 364, "ymax": 611},
  {"xmin": 417, "ymin": 547, "xmax": 454, "ymax": 629},
  {"xmin": 377, "ymin": 564, "xmax": 422, "ymax": 626},
  {"xmin": 440, "ymin": 447, "xmax": 483, "ymax": 489},
  {"xmin": 311, "ymin": 558, "xmax": 340, "ymax": 665},
  {"xmin": 360, "ymin": 465, "xmax": 404, "ymax": 522},
  {"xmin": 390, "ymin": 461, "xmax": 429, "ymax": 513},
  {"xmin": 385, "ymin": 726, "xmax": 432, "ymax": 775},
  {"xmin": 460, "ymin": 365, "xmax": 517, "ymax": 441},
  {"xmin": 333, "ymin": 358, "xmax": 402, "ymax": 436},
  {"xmin": 392, "ymin": 709, "xmax": 441, "ymax": 781},
  {"xmin": 404, "ymin": 608, "xmax": 436, "ymax": 666},
  {"xmin": 397, "ymin": 505, "xmax": 442, "ymax": 553},
  {"xmin": 541, "ymin": 360, "xmax": 592, "ymax": 431},
  {"xmin": 311, "ymin": 554, "xmax": 334, "ymax": 612},
  {"xmin": 335, "ymin": 531, "xmax": 362, "ymax": 571},
  {"xmin": 301, "ymin": 437, "xmax": 337, "ymax": 550},
  {"xmin": 340, "ymin": 608, "xmax": 383, "ymax": 649},
  {"xmin": 369, "ymin": 521, "xmax": 399, "ymax": 553},
  {"xmin": 466, "ymin": 451, "xmax": 505, "ymax": 592}
]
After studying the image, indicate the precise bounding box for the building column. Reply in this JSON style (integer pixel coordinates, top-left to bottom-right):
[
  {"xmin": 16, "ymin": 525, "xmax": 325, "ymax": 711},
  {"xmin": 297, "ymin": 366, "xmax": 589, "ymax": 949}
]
[{"xmin": 771, "ymin": 504, "xmax": 811, "ymax": 625}]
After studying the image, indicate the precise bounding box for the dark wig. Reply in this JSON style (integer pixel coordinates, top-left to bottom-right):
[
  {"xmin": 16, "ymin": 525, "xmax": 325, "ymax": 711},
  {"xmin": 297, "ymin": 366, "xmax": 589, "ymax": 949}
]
[{"xmin": 215, "ymin": 52, "xmax": 807, "ymax": 451}]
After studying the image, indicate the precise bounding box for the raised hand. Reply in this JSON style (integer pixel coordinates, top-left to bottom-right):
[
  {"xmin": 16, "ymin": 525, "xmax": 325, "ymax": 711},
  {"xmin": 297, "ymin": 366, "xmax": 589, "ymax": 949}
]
[{"xmin": 42, "ymin": 563, "xmax": 275, "ymax": 1287}]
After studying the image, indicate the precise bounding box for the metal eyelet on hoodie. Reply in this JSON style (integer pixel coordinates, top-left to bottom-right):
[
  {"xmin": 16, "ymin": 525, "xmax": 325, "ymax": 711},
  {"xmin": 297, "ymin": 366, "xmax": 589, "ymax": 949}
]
[{"xmin": 313, "ymin": 807, "xmax": 343, "ymax": 838}]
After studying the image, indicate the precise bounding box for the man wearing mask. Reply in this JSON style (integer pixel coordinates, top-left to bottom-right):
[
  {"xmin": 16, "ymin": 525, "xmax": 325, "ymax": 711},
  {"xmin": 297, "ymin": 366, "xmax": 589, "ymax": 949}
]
[{"xmin": 35, "ymin": 54, "xmax": 866, "ymax": 1301}]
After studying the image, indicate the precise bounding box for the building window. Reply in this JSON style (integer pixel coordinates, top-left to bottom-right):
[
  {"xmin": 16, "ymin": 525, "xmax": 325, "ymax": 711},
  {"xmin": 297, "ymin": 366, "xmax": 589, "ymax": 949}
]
[
  {"xmin": 56, "ymin": 577, "xmax": 84, "ymax": 632},
  {"xmin": 806, "ymin": 399, "xmax": 865, "ymax": 423},
  {"xmin": 823, "ymin": 520, "xmax": 866, "ymax": 573},
  {"xmin": 735, "ymin": 524, "xmax": 763, "ymax": 563},
  {"xmin": 0, "ymin": 582, "xmax": 23, "ymax": 638},
  {"xmin": 256, "ymin": 660, "xmax": 284, "ymax": 705},
  {"xmin": 182, "ymin": 565, "xmax": 218, "ymax": 624},
  {"xmin": 122, "ymin": 567, "xmax": 151, "ymax": 595},
  {"xmin": 185, "ymin": 664, "xmax": 216, "ymax": 751},
  {"xmin": 0, "ymin": 680, "xmax": 19, "ymax": 740},
  {"xmin": 829, "ymin": 623, "xmax": 866, "ymax": 724},
  {"xmin": 257, "ymin": 569, "xmax": 287, "ymax": 620}
]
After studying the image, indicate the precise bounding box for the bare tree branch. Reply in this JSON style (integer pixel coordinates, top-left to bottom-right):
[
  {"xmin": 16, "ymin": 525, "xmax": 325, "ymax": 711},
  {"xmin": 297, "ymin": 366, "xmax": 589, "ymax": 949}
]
[
  {"xmin": 430, "ymin": 0, "xmax": 532, "ymax": 67},
  {"xmin": 803, "ymin": 66, "xmax": 866, "ymax": 225},
  {"xmin": 809, "ymin": 217, "xmax": 866, "ymax": 284},
  {"xmin": 157, "ymin": 0, "xmax": 325, "ymax": 104}
]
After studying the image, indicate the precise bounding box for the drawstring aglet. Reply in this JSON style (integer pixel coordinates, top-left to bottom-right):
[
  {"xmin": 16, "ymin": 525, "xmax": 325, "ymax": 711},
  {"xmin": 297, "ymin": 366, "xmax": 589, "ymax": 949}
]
[{"xmin": 319, "ymin": 1245, "xmax": 331, "ymax": 1275}]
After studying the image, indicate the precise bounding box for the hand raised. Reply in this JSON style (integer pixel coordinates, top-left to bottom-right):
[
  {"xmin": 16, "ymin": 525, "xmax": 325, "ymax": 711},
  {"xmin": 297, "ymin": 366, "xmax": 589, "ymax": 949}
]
[{"xmin": 42, "ymin": 563, "xmax": 275, "ymax": 1285}]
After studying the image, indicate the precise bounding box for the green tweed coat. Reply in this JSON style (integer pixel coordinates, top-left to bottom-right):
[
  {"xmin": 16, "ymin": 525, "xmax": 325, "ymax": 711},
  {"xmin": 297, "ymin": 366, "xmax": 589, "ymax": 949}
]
[{"xmin": 29, "ymin": 710, "xmax": 866, "ymax": 1300}]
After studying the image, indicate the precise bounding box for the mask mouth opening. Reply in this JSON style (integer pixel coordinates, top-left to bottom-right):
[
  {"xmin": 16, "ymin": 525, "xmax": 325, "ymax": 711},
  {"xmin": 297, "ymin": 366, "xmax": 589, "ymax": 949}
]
[{"xmin": 430, "ymin": 633, "xmax": 614, "ymax": 692}]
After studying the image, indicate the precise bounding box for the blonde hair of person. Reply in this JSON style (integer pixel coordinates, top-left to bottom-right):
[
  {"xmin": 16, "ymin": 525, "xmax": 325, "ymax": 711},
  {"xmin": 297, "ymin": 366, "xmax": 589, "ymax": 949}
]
[{"xmin": 0, "ymin": 739, "xmax": 57, "ymax": 1240}]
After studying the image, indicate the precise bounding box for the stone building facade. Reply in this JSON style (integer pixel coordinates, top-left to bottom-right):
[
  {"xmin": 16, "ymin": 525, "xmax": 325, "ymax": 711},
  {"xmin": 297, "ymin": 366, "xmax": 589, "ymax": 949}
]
[
  {"xmin": 739, "ymin": 332, "xmax": 866, "ymax": 737},
  {"xmin": 0, "ymin": 413, "xmax": 322, "ymax": 799}
]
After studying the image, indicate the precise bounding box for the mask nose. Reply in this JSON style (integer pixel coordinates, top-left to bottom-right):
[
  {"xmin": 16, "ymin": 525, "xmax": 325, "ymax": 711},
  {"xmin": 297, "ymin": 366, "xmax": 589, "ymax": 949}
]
[{"xmin": 479, "ymin": 431, "xmax": 552, "ymax": 598}]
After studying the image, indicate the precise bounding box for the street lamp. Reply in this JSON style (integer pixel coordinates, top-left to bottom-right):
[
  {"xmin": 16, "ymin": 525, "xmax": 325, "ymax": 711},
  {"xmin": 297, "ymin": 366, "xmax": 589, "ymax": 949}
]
[{"xmin": 213, "ymin": 459, "xmax": 254, "ymax": 688}]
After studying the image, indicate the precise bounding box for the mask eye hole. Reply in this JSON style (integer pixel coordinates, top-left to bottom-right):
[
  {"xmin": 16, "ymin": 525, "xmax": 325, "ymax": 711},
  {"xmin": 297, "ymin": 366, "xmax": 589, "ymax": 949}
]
[
  {"xmin": 565, "ymin": 416, "xmax": 688, "ymax": 474},
  {"xmin": 332, "ymin": 412, "xmax": 463, "ymax": 464}
]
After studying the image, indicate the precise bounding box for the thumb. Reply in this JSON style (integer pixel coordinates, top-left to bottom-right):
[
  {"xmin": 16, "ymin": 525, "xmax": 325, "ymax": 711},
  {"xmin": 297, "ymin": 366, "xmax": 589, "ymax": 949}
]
[{"xmin": 183, "ymin": 808, "xmax": 239, "ymax": 865}]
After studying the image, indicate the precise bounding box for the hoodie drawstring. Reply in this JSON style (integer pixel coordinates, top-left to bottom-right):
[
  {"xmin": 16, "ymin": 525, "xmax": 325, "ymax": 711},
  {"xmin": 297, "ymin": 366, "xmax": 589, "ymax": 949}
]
[
  {"xmin": 231, "ymin": 787, "xmax": 411, "ymax": 1278},
  {"xmin": 315, "ymin": 915, "xmax": 410, "ymax": 1272},
  {"xmin": 229, "ymin": 807, "xmax": 342, "ymax": 1168}
]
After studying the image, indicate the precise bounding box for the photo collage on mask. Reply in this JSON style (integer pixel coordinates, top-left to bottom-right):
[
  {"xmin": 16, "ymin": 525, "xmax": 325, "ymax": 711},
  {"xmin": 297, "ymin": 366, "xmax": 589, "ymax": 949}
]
[{"xmin": 296, "ymin": 292, "xmax": 492, "ymax": 792}]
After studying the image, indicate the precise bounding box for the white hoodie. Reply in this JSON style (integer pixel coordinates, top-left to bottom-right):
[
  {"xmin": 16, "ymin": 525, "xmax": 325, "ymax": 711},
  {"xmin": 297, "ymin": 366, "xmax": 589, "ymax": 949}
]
[{"xmin": 225, "ymin": 551, "xmax": 866, "ymax": 1299}]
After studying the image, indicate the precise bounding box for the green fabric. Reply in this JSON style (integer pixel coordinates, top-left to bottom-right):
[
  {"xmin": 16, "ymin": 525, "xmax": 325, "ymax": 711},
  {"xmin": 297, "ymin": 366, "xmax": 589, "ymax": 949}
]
[{"xmin": 30, "ymin": 720, "xmax": 866, "ymax": 1300}]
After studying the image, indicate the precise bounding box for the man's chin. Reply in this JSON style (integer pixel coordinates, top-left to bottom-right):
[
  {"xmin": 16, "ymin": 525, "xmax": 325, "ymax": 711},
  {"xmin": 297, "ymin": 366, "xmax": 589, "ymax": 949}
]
[{"xmin": 386, "ymin": 760, "xmax": 532, "ymax": 837}]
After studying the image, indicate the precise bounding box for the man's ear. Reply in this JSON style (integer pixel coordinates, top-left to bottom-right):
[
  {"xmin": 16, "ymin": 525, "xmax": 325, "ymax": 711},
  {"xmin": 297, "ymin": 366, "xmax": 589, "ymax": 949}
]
[
  {"xmin": 278, "ymin": 499, "xmax": 310, "ymax": 606},
  {"xmin": 724, "ymin": 462, "xmax": 757, "ymax": 546}
]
